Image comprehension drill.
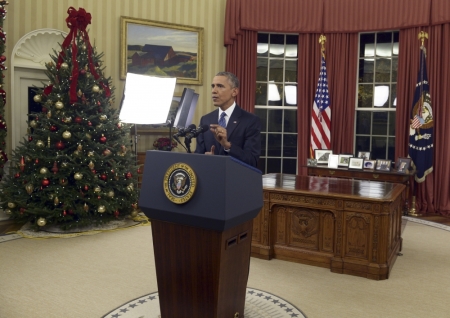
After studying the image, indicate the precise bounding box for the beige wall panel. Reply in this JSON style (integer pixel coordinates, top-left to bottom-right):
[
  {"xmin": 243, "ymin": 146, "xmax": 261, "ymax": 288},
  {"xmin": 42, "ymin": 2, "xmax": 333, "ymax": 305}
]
[{"xmin": 4, "ymin": 0, "xmax": 227, "ymax": 154}]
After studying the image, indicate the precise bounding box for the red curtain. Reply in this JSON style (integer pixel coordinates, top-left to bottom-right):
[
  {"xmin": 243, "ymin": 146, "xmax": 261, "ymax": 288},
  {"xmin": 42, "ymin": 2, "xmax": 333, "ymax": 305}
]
[{"xmin": 225, "ymin": 30, "xmax": 257, "ymax": 112}]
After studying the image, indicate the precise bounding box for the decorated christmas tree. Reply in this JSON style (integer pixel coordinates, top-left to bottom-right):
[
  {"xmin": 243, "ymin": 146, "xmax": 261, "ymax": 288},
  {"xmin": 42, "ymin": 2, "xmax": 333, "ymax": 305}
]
[{"xmin": 0, "ymin": 7, "xmax": 140, "ymax": 230}]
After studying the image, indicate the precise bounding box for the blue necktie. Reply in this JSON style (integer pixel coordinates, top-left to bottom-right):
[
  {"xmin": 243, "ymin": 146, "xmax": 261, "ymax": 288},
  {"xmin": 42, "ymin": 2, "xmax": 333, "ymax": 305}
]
[{"xmin": 218, "ymin": 112, "xmax": 227, "ymax": 128}]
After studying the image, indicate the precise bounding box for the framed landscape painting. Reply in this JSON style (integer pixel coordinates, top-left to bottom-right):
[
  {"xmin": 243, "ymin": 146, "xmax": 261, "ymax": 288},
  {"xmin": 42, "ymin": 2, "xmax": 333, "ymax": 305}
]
[{"xmin": 120, "ymin": 17, "xmax": 204, "ymax": 85}]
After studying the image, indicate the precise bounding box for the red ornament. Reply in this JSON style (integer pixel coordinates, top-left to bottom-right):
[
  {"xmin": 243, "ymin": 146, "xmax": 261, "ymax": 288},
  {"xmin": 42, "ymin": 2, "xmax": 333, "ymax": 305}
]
[
  {"xmin": 74, "ymin": 116, "xmax": 82, "ymax": 123},
  {"xmin": 100, "ymin": 174, "xmax": 107, "ymax": 181},
  {"xmin": 84, "ymin": 185, "xmax": 89, "ymax": 191},
  {"xmin": 42, "ymin": 179, "xmax": 50, "ymax": 187},
  {"xmin": 125, "ymin": 172, "xmax": 132, "ymax": 179},
  {"xmin": 28, "ymin": 136, "xmax": 33, "ymax": 142},
  {"xmin": 14, "ymin": 173, "xmax": 20, "ymax": 178},
  {"xmin": 88, "ymin": 121, "xmax": 92, "ymax": 126},
  {"xmin": 52, "ymin": 162, "xmax": 58, "ymax": 174},
  {"xmin": 100, "ymin": 135, "xmax": 107, "ymax": 143},
  {"xmin": 103, "ymin": 149, "xmax": 111, "ymax": 156},
  {"xmin": 63, "ymin": 210, "xmax": 67, "ymax": 216},
  {"xmin": 35, "ymin": 159, "xmax": 39, "ymax": 164},
  {"xmin": 138, "ymin": 168, "xmax": 141, "ymax": 173},
  {"xmin": 42, "ymin": 107, "xmax": 48, "ymax": 113},
  {"xmin": 20, "ymin": 208, "xmax": 25, "ymax": 214},
  {"xmin": 55, "ymin": 141, "xmax": 65, "ymax": 150},
  {"xmin": 91, "ymin": 169, "xmax": 96, "ymax": 174},
  {"xmin": 114, "ymin": 210, "xmax": 120, "ymax": 217},
  {"xmin": 50, "ymin": 125, "xmax": 58, "ymax": 132},
  {"xmin": 80, "ymin": 69, "xmax": 86, "ymax": 75}
]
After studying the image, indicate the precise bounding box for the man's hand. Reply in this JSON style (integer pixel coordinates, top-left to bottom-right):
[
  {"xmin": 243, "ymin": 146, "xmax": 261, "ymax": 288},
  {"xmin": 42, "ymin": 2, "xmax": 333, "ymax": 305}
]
[
  {"xmin": 205, "ymin": 145, "xmax": 215, "ymax": 155},
  {"xmin": 210, "ymin": 124, "xmax": 232, "ymax": 150}
]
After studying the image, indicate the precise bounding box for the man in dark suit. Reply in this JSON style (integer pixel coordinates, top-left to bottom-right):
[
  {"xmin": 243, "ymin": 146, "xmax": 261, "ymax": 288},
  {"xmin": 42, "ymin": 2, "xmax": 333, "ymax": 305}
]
[{"xmin": 195, "ymin": 72, "xmax": 261, "ymax": 168}]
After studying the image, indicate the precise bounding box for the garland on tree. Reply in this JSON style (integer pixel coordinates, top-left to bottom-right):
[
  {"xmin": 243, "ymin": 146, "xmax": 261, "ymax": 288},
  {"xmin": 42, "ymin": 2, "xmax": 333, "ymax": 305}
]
[
  {"xmin": 0, "ymin": 7, "xmax": 140, "ymax": 230},
  {"xmin": 0, "ymin": 1, "xmax": 9, "ymax": 180}
]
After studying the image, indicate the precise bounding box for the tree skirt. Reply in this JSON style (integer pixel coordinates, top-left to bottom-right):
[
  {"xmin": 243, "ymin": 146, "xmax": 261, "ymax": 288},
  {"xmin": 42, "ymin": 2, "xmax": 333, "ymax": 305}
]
[{"xmin": 15, "ymin": 214, "xmax": 149, "ymax": 239}]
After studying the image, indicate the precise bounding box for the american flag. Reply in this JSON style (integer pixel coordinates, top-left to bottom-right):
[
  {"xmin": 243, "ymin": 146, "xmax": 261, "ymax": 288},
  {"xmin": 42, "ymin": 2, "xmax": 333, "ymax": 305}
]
[
  {"xmin": 411, "ymin": 115, "xmax": 423, "ymax": 129},
  {"xmin": 310, "ymin": 56, "xmax": 331, "ymax": 156}
]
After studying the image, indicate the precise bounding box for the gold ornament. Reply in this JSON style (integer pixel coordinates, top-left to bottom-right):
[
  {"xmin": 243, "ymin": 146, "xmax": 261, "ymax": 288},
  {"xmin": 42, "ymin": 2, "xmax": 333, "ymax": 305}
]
[
  {"xmin": 87, "ymin": 151, "xmax": 95, "ymax": 157},
  {"xmin": 98, "ymin": 205, "xmax": 106, "ymax": 213},
  {"xmin": 33, "ymin": 95, "xmax": 42, "ymax": 103},
  {"xmin": 29, "ymin": 120, "xmax": 37, "ymax": 128},
  {"xmin": 39, "ymin": 167, "xmax": 49, "ymax": 174},
  {"xmin": 37, "ymin": 218, "xmax": 47, "ymax": 227},
  {"xmin": 94, "ymin": 186, "xmax": 101, "ymax": 193},
  {"xmin": 25, "ymin": 156, "xmax": 32, "ymax": 162},
  {"xmin": 96, "ymin": 123, "xmax": 103, "ymax": 129},
  {"xmin": 36, "ymin": 140, "xmax": 45, "ymax": 148},
  {"xmin": 61, "ymin": 162, "xmax": 69, "ymax": 168},
  {"xmin": 59, "ymin": 178, "xmax": 68, "ymax": 186},
  {"xmin": 4, "ymin": 209, "xmax": 11, "ymax": 215},
  {"xmin": 99, "ymin": 115, "xmax": 107, "ymax": 121},
  {"xmin": 84, "ymin": 203, "xmax": 89, "ymax": 211},
  {"xmin": 54, "ymin": 197, "xmax": 59, "ymax": 205},
  {"xmin": 92, "ymin": 85, "xmax": 100, "ymax": 93},
  {"xmin": 130, "ymin": 210, "xmax": 139, "ymax": 217},
  {"xmin": 55, "ymin": 101, "xmax": 64, "ymax": 109},
  {"xmin": 72, "ymin": 150, "xmax": 80, "ymax": 157},
  {"xmin": 82, "ymin": 44, "xmax": 87, "ymax": 51},
  {"xmin": 7, "ymin": 202, "xmax": 16, "ymax": 208},
  {"xmin": 77, "ymin": 144, "xmax": 83, "ymax": 151},
  {"xmin": 64, "ymin": 116, "xmax": 72, "ymax": 123},
  {"xmin": 74, "ymin": 172, "xmax": 83, "ymax": 180},
  {"xmin": 88, "ymin": 161, "xmax": 95, "ymax": 169},
  {"xmin": 107, "ymin": 190, "xmax": 114, "ymax": 198},
  {"xmin": 85, "ymin": 133, "xmax": 92, "ymax": 140},
  {"xmin": 62, "ymin": 131, "xmax": 72, "ymax": 139},
  {"xmin": 60, "ymin": 62, "xmax": 69, "ymax": 69},
  {"xmin": 25, "ymin": 184, "xmax": 34, "ymax": 195},
  {"xmin": 47, "ymin": 110, "xmax": 52, "ymax": 119},
  {"xmin": 48, "ymin": 193, "xmax": 55, "ymax": 200},
  {"xmin": 77, "ymin": 89, "xmax": 83, "ymax": 97}
]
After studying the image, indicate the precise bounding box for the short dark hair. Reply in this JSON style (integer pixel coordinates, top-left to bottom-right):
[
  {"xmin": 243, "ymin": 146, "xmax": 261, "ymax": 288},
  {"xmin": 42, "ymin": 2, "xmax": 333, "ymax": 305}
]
[{"xmin": 215, "ymin": 71, "xmax": 240, "ymax": 88}]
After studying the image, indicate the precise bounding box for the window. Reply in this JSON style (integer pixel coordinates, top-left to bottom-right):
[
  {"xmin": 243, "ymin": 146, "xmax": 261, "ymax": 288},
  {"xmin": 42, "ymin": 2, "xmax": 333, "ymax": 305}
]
[
  {"xmin": 355, "ymin": 31, "xmax": 399, "ymax": 161},
  {"xmin": 255, "ymin": 33, "xmax": 298, "ymax": 174}
]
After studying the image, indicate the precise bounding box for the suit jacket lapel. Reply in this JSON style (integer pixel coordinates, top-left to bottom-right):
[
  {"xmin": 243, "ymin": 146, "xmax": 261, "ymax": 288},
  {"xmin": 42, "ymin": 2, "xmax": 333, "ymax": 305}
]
[{"xmin": 226, "ymin": 105, "xmax": 241, "ymax": 138}]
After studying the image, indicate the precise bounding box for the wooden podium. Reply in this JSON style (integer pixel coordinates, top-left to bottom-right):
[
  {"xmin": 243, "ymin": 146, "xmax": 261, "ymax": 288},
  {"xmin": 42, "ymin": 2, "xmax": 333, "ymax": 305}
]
[{"xmin": 139, "ymin": 151, "xmax": 262, "ymax": 317}]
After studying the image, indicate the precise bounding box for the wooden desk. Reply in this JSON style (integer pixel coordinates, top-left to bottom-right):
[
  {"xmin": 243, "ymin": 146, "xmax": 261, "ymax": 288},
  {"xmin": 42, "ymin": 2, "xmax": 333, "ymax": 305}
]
[
  {"xmin": 306, "ymin": 165, "xmax": 413, "ymax": 213},
  {"xmin": 251, "ymin": 174, "xmax": 404, "ymax": 280}
]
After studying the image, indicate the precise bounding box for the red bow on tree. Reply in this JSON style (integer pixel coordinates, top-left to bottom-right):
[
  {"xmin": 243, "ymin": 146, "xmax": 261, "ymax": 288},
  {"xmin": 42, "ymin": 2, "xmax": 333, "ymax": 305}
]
[{"xmin": 57, "ymin": 7, "xmax": 111, "ymax": 105}]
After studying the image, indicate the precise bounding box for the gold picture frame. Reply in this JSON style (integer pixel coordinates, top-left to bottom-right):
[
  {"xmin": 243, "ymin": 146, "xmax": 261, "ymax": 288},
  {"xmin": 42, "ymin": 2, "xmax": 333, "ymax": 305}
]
[{"xmin": 120, "ymin": 16, "xmax": 204, "ymax": 85}]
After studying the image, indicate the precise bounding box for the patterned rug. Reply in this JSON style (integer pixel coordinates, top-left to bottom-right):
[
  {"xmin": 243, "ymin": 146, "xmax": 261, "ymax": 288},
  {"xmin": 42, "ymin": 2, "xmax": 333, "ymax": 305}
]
[{"xmin": 103, "ymin": 287, "xmax": 306, "ymax": 318}]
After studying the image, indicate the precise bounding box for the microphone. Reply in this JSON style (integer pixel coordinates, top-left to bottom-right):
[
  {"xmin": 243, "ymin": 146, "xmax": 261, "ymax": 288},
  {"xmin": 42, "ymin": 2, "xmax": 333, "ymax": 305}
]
[
  {"xmin": 185, "ymin": 124, "xmax": 209, "ymax": 139},
  {"xmin": 173, "ymin": 124, "xmax": 196, "ymax": 142}
]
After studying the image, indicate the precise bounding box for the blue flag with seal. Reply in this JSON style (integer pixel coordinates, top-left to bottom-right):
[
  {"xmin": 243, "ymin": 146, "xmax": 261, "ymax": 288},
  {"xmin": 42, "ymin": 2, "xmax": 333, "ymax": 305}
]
[{"xmin": 408, "ymin": 46, "xmax": 433, "ymax": 183}]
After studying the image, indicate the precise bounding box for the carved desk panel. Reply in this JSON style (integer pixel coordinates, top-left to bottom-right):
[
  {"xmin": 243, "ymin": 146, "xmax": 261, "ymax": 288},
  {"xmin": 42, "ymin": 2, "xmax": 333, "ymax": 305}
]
[{"xmin": 251, "ymin": 174, "xmax": 404, "ymax": 280}]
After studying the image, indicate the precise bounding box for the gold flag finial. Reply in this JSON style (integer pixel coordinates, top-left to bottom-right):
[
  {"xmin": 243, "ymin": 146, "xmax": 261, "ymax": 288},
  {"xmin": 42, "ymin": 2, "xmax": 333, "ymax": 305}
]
[
  {"xmin": 418, "ymin": 31, "xmax": 428, "ymax": 47},
  {"xmin": 319, "ymin": 34, "xmax": 326, "ymax": 58}
]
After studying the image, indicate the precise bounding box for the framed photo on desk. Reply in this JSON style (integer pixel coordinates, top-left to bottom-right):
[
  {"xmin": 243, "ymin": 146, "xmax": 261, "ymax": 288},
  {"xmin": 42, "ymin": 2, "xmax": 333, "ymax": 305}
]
[
  {"xmin": 338, "ymin": 154, "xmax": 352, "ymax": 167},
  {"xmin": 396, "ymin": 158, "xmax": 411, "ymax": 173},
  {"xmin": 376, "ymin": 159, "xmax": 392, "ymax": 171},
  {"xmin": 314, "ymin": 149, "xmax": 333, "ymax": 165},
  {"xmin": 348, "ymin": 157, "xmax": 364, "ymax": 170}
]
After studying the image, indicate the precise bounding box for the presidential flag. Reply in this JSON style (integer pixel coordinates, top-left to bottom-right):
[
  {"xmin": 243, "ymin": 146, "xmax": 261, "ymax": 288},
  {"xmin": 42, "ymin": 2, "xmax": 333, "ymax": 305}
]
[
  {"xmin": 408, "ymin": 46, "xmax": 433, "ymax": 183},
  {"xmin": 310, "ymin": 55, "xmax": 331, "ymax": 157}
]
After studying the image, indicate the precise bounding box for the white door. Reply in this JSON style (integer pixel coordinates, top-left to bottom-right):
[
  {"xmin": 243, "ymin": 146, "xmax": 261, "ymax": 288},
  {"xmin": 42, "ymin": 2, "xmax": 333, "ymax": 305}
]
[{"xmin": 12, "ymin": 68, "xmax": 48, "ymax": 150}]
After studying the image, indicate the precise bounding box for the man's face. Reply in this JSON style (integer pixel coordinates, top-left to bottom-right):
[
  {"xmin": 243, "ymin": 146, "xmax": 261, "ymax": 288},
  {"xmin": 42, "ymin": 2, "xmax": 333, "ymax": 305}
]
[{"xmin": 211, "ymin": 75, "xmax": 238, "ymax": 110}]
